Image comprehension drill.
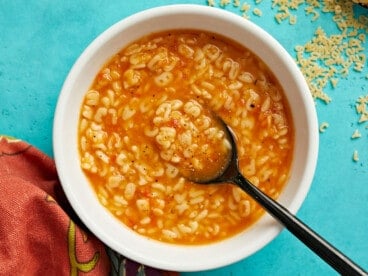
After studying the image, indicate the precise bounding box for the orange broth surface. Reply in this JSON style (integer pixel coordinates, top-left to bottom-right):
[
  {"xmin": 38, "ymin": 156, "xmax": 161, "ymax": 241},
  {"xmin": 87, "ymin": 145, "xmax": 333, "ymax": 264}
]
[{"xmin": 78, "ymin": 30, "xmax": 294, "ymax": 244}]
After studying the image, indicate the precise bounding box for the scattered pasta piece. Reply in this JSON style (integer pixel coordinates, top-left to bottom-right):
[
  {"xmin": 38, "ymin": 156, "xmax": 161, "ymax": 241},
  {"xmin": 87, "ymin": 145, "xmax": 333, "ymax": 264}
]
[
  {"xmin": 220, "ymin": 0, "xmax": 231, "ymax": 7},
  {"xmin": 208, "ymin": 0, "xmax": 216, "ymax": 7},
  {"xmin": 253, "ymin": 8, "xmax": 262, "ymax": 17},
  {"xmin": 351, "ymin": 129, "xmax": 362, "ymax": 139},
  {"xmin": 233, "ymin": 0, "xmax": 240, "ymax": 7},
  {"xmin": 319, "ymin": 122, "xmax": 329, "ymax": 133},
  {"xmin": 353, "ymin": 95, "xmax": 368, "ymax": 163},
  {"xmin": 330, "ymin": 78, "xmax": 338, "ymax": 88},
  {"xmin": 353, "ymin": 150, "xmax": 359, "ymax": 162},
  {"xmin": 356, "ymin": 95, "xmax": 368, "ymax": 123},
  {"xmin": 289, "ymin": 14, "xmax": 297, "ymax": 25},
  {"xmin": 240, "ymin": 3, "xmax": 251, "ymax": 12}
]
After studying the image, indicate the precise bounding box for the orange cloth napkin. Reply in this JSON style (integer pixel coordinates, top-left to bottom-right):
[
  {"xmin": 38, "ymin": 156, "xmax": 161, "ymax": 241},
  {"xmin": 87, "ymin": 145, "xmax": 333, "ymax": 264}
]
[{"xmin": 0, "ymin": 136, "xmax": 177, "ymax": 275}]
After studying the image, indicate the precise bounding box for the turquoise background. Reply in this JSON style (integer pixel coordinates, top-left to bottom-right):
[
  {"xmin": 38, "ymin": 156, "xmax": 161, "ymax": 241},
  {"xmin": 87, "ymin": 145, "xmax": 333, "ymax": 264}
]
[{"xmin": 1, "ymin": 1, "xmax": 367, "ymax": 275}]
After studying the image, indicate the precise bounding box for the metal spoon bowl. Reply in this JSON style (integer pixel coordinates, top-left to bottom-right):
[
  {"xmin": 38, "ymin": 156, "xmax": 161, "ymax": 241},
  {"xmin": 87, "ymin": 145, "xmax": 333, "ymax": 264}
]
[{"xmin": 191, "ymin": 121, "xmax": 367, "ymax": 276}]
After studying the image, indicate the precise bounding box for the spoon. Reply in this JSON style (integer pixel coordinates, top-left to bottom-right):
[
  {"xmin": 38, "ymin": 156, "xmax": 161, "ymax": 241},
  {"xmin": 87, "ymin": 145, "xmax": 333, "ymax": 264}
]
[{"xmin": 191, "ymin": 121, "xmax": 367, "ymax": 276}]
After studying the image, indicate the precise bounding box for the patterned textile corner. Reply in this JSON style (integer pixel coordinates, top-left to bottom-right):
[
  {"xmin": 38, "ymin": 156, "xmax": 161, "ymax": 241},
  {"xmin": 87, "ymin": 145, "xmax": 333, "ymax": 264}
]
[{"xmin": 0, "ymin": 136, "xmax": 178, "ymax": 276}]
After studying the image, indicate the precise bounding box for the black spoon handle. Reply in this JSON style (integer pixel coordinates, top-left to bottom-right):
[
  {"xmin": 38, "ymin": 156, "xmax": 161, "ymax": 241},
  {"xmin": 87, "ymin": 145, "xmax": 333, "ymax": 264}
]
[{"xmin": 234, "ymin": 173, "xmax": 367, "ymax": 276}]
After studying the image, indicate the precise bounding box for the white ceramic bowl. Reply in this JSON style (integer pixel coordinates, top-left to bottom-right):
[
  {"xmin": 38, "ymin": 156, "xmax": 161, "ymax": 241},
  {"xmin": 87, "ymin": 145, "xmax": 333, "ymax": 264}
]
[{"xmin": 53, "ymin": 4, "xmax": 318, "ymax": 272}]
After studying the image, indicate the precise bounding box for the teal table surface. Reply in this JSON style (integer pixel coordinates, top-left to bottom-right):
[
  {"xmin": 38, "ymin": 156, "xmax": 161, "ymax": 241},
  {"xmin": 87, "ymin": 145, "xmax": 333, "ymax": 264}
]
[{"xmin": 1, "ymin": 1, "xmax": 368, "ymax": 275}]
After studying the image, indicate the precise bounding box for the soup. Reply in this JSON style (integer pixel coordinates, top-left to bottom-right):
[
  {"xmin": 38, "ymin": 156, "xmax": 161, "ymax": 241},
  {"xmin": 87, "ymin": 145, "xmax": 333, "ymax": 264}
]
[{"xmin": 78, "ymin": 30, "xmax": 294, "ymax": 244}]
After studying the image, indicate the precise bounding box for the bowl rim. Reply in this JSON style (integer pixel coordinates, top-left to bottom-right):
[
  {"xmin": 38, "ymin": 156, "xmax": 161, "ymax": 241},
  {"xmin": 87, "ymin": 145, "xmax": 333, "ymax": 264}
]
[{"xmin": 53, "ymin": 4, "xmax": 319, "ymax": 272}]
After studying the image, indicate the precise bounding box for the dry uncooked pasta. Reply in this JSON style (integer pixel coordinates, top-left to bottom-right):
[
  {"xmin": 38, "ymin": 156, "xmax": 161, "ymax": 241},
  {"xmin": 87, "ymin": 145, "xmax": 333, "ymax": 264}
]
[
  {"xmin": 207, "ymin": 1, "xmax": 368, "ymax": 162},
  {"xmin": 207, "ymin": 1, "xmax": 368, "ymax": 103}
]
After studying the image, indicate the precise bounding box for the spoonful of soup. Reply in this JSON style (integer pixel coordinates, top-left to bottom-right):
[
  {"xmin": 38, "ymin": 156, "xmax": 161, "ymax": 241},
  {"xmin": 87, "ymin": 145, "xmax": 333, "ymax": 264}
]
[{"xmin": 183, "ymin": 117, "xmax": 367, "ymax": 276}]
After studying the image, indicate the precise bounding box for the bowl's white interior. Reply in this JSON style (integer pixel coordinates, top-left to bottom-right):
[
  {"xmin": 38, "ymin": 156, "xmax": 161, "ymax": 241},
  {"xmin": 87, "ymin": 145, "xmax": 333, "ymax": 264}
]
[{"xmin": 53, "ymin": 4, "xmax": 318, "ymax": 272}]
